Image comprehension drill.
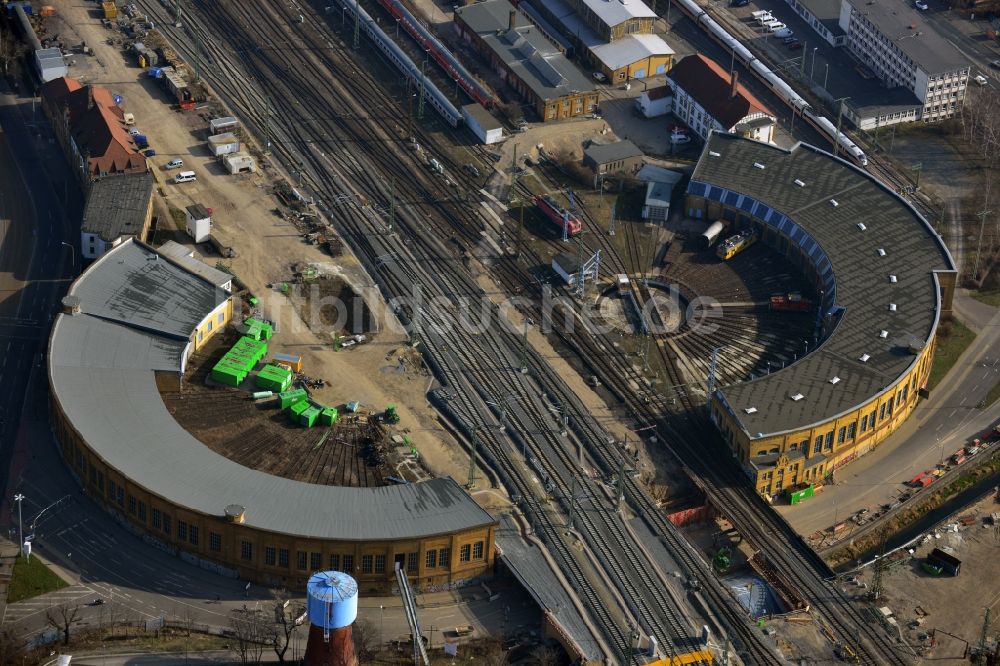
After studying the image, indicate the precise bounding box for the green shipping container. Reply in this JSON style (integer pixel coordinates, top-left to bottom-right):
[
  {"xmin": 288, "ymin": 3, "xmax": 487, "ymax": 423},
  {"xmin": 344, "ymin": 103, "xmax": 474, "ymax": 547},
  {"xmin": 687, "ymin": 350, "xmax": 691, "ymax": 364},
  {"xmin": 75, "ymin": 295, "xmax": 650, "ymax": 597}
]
[
  {"xmin": 788, "ymin": 485, "xmax": 815, "ymax": 505},
  {"xmin": 289, "ymin": 400, "xmax": 310, "ymax": 422},
  {"xmin": 211, "ymin": 367, "xmax": 244, "ymax": 387},
  {"xmin": 279, "ymin": 388, "xmax": 308, "ymax": 408},
  {"xmin": 300, "ymin": 406, "xmax": 321, "ymax": 428},
  {"xmin": 320, "ymin": 407, "xmax": 339, "ymax": 426}
]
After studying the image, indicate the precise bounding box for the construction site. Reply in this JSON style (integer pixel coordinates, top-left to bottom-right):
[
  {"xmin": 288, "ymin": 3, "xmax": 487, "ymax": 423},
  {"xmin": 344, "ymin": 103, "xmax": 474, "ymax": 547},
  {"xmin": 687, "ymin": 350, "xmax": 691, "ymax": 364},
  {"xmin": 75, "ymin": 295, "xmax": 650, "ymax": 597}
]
[{"xmin": 162, "ymin": 327, "xmax": 408, "ymax": 488}]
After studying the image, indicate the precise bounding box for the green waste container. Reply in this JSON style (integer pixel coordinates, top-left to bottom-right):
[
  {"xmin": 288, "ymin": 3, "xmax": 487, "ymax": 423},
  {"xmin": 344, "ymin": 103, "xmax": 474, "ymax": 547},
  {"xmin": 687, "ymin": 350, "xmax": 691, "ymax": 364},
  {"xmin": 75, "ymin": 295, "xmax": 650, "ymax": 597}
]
[
  {"xmin": 279, "ymin": 388, "xmax": 308, "ymax": 408},
  {"xmin": 320, "ymin": 407, "xmax": 339, "ymax": 425},
  {"xmin": 300, "ymin": 406, "xmax": 321, "ymax": 428}
]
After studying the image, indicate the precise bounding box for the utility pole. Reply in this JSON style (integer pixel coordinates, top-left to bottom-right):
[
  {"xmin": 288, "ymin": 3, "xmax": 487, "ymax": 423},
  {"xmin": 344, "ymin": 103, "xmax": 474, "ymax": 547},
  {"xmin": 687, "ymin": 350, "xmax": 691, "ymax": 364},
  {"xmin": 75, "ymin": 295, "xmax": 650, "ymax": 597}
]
[
  {"xmin": 14, "ymin": 494, "xmax": 23, "ymax": 557},
  {"xmin": 567, "ymin": 474, "xmax": 578, "ymax": 530},
  {"xmin": 467, "ymin": 427, "xmax": 478, "ymax": 489},
  {"xmin": 707, "ymin": 346, "xmax": 721, "ymax": 396},
  {"xmin": 417, "ymin": 58, "xmax": 427, "ymax": 120},
  {"xmin": 913, "ymin": 162, "xmax": 922, "ymax": 190},
  {"xmin": 385, "ymin": 177, "xmax": 396, "ymax": 232},
  {"xmin": 608, "ymin": 202, "xmax": 616, "ymax": 236},
  {"xmin": 617, "ymin": 456, "xmax": 627, "ymax": 510},
  {"xmin": 799, "ymin": 41, "xmax": 808, "ymax": 77},
  {"xmin": 869, "ymin": 525, "xmax": 889, "ymax": 601},
  {"xmin": 509, "ymin": 144, "xmax": 518, "ymax": 197},
  {"xmin": 833, "ymin": 97, "xmax": 850, "ymax": 158},
  {"xmin": 973, "ymin": 175, "xmax": 992, "ymax": 281},
  {"xmin": 519, "ymin": 320, "xmax": 528, "ymax": 374},
  {"xmin": 975, "ymin": 608, "xmax": 991, "ymax": 666},
  {"xmin": 353, "ymin": 1, "xmax": 360, "ymax": 50},
  {"xmin": 264, "ymin": 95, "xmax": 272, "ymax": 155}
]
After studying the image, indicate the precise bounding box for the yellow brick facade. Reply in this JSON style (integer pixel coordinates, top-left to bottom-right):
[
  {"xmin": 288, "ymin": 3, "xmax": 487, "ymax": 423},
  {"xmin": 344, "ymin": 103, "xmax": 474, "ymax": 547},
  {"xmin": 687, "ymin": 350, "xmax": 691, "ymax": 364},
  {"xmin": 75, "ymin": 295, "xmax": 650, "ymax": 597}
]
[
  {"xmin": 51, "ymin": 400, "xmax": 496, "ymax": 593},
  {"xmin": 712, "ymin": 339, "xmax": 935, "ymax": 499},
  {"xmin": 192, "ymin": 299, "xmax": 233, "ymax": 351}
]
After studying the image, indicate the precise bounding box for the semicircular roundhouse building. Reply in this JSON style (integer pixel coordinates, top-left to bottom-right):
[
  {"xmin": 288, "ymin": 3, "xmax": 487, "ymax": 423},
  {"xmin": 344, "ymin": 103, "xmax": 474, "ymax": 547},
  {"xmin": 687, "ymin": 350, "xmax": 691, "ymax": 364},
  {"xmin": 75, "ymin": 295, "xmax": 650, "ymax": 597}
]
[
  {"xmin": 685, "ymin": 133, "xmax": 956, "ymax": 499},
  {"xmin": 48, "ymin": 239, "xmax": 497, "ymax": 591}
]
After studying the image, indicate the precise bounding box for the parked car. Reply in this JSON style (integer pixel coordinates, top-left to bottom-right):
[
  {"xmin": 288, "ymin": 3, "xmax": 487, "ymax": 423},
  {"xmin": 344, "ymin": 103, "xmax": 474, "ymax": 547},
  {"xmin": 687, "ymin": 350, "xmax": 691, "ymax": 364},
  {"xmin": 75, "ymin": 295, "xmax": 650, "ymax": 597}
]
[
  {"xmin": 670, "ymin": 133, "xmax": 691, "ymax": 144},
  {"xmin": 592, "ymin": 71, "xmax": 607, "ymax": 82},
  {"xmin": 730, "ymin": 0, "xmax": 750, "ymax": 6},
  {"xmin": 128, "ymin": 128, "xmax": 141, "ymax": 136},
  {"xmin": 787, "ymin": 40, "xmax": 803, "ymax": 50},
  {"xmin": 165, "ymin": 158, "xmax": 184, "ymax": 169},
  {"xmin": 783, "ymin": 36, "xmax": 798, "ymax": 43},
  {"xmin": 463, "ymin": 164, "xmax": 480, "ymax": 178},
  {"xmin": 143, "ymin": 148, "xmax": 156, "ymax": 157},
  {"xmin": 774, "ymin": 27, "xmax": 794, "ymax": 39},
  {"xmin": 914, "ymin": 0, "xmax": 928, "ymax": 9},
  {"xmin": 990, "ymin": 59, "xmax": 1000, "ymax": 69},
  {"xmin": 974, "ymin": 74, "xmax": 989, "ymax": 86}
]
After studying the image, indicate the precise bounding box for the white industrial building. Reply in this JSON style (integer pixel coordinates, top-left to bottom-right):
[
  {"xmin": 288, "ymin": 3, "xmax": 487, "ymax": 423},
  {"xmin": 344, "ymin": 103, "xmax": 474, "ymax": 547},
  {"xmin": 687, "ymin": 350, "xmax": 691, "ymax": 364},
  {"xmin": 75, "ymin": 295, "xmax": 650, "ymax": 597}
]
[
  {"xmin": 185, "ymin": 203, "xmax": 212, "ymax": 243},
  {"xmin": 635, "ymin": 84, "xmax": 672, "ymax": 118},
  {"xmin": 668, "ymin": 55, "xmax": 776, "ymax": 144},
  {"xmin": 35, "ymin": 47, "xmax": 68, "ymax": 83},
  {"xmin": 209, "ymin": 116, "xmax": 239, "ymax": 135},
  {"xmin": 462, "ymin": 104, "xmax": 503, "ymax": 145},
  {"xmin": 222, "ymin": 152, "xmax": 256, "ymax": 174},
  {"xmin": 208, "ymin": 132, "xmax": 240, "ymax": 157},
  {"xmin": 637, "ymin": 165, "xmax": 684, "ymax": 222},
  {"xmin": 839, "ymin": 0, "xmax": 969, "ymax": 125}
]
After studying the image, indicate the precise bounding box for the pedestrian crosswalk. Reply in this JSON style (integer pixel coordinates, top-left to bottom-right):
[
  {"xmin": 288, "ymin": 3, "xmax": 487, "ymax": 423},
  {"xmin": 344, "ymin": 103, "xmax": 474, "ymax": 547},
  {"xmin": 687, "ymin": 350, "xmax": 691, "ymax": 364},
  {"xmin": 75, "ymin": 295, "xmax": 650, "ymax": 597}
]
[{"xmin": 2, "ymin": 584, "xmax": 96, "ymax": 624}]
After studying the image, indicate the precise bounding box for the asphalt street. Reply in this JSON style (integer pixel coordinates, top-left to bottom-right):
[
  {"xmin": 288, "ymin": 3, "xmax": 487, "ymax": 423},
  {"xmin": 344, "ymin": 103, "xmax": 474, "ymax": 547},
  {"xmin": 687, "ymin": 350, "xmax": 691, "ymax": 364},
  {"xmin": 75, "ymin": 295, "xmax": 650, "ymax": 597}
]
[{"xmin": 778, "ymin": 293, "xmax": 1000, "ymax": 536}]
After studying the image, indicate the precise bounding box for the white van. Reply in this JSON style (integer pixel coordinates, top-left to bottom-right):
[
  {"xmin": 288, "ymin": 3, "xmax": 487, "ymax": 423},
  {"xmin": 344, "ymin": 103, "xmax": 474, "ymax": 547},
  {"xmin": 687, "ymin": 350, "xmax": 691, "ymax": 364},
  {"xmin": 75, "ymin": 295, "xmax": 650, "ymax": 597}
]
[
  {"xmin": 755, "ymin": 13, "xmax": 774, "ymax": 23},
  {"xmin": 173, "ymin": 170, "xmax": 197, "ymax": 183},
  {"xmin": 751, "ymin": 10, "xmax": 772, "ymax": 18},
  {"xmin": 765, "ymin": 20, "xmax": 786, "ymax": 31}
]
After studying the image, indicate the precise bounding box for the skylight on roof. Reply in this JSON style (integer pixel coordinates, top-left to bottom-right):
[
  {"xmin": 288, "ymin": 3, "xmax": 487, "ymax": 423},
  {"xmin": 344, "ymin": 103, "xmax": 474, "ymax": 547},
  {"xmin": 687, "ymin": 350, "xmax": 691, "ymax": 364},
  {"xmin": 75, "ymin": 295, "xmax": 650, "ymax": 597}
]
[
  {"xmin": 790, "ymin": 393, "xmax": 804, "ymax": 401},
  {"xmin": 889, "ymin": 303, "xmax": 897, "ymax": 312},
  {"xmin": 879, "ymin": 330, "xmax": 888, "ymax": 338},
  {"xmin": 857, "ymin": 223, "xmax": 867, "ymax": 231},
  {"xmin": 877, "ymin": 248, "xmax": 887, "ymax": 257},
  {"xmin": 794, "ymin": 179, "xmax": 805, "ymax": 187},
  {"xmin": 753, "ymin": 162, "xmax": 766, "ymax": 170},
  {"xmin": 709, "ymin": 151, "xmax": 721, "ymax": 157},
  {"xmin": 889, "ymin": 274, "xmax": 898, "ymax": 283},
  {"xmin": 860, "ymin": 353, "xmax": 871, "ymax": 363},
  {"xmin": 744, "ymin": 407, "xmax": 758, "ymax": 414},
  {"xmin": 830, "ymin": 376, "xmax": 841, "ymax": 384},
  {"xmin": 830, "ymin": 199, "xmax": 839, "ymax": 207}
]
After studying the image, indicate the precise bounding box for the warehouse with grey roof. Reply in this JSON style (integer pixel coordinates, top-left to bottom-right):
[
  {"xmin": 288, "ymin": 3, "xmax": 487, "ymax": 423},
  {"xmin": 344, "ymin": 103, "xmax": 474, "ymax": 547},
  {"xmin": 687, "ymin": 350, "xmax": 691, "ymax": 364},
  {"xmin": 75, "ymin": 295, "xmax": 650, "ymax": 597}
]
[
  {"xmin": 49, "ymin": 239, "xmax": 496, "ymax": 591},
  {"xmin": 686, "ymin": 133, "xmax": 955, "ymax": 499}
]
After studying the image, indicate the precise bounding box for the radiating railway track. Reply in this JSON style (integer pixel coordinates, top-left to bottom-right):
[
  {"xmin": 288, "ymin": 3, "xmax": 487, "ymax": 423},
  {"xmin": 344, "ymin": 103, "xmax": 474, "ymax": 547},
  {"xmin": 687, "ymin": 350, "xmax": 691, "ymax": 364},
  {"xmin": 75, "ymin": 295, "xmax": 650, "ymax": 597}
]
[{"xmin": 138, "ymin": 0, "xmax": 910, "ymax": 662}]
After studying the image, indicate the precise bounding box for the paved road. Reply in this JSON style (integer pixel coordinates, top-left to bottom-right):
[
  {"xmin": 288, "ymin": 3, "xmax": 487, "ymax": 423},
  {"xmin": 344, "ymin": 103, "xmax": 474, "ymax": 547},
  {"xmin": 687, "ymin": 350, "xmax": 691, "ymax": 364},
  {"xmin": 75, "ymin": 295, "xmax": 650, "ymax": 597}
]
[{"xmin": 778, "ymin": 292, "xmax": 1000, "ymax": 537}]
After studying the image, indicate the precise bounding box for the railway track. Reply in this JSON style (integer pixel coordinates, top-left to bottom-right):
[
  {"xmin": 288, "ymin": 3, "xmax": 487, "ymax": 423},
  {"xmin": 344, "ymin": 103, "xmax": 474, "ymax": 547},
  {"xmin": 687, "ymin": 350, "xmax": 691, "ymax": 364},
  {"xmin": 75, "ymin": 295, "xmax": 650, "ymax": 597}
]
[{"xmin": 139, "ymin": 0, "xmax": 910, "ymax": 662}]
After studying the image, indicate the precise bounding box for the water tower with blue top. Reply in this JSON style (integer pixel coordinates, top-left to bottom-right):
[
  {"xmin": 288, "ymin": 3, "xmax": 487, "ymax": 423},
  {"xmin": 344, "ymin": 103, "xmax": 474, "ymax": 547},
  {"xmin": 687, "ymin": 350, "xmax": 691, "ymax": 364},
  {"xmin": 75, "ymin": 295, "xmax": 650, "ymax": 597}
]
[{"xmin": 304, "ymin": 571, "xmax": 358, "ymax": 666}]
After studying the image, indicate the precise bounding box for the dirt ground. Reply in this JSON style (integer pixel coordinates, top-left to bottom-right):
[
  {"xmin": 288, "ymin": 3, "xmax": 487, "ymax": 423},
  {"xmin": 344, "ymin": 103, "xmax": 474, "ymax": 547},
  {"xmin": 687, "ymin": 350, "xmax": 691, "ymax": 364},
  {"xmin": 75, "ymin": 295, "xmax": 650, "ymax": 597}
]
[
  {"xmin": 839, "ymin": 492, "xmax": 1000, "ymax": 662},
  {"xmin": 44, "ymin": 0, "xmax": 486, "ymax": 494}
]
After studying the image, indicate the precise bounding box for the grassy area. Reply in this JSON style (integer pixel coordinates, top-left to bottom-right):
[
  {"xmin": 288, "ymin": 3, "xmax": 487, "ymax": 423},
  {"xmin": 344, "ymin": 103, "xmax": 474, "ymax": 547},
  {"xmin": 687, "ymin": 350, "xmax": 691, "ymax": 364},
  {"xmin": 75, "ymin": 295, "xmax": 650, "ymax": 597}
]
[
  {"xmin": 167, "ymin": 204, "xmax": 187, "ymax": 230},
  {"xmin": 927, "ymin": 319, "xmax": 976, "ymax": 391},
  {"xmin": 968, "ymin": 271, "xmax": 1000, "ymax": 308},
  {"xmin": 7, "ymin": 554, "xmax": 68, "ymax": 603},
  {"xmin": 984, "ymin": 378, "xmax": 1000, "ymax": 409}
]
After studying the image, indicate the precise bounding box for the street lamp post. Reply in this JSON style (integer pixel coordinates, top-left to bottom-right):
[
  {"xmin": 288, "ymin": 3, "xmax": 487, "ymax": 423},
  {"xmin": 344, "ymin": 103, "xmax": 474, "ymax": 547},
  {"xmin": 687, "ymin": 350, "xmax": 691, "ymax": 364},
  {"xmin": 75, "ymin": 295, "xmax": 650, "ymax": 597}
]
[
  {"xmin": 379, "ymin": 604, "xmax": 384, "ymax": 649},
  {"xmin": 13, "ymin": 494, "xmax": 24, "ymax": 558},
  {"xmin": 60, "ymin": 241, "xmax": 75, "ymax": 271},
  {"xmin": 811, "ymin": 47, "xmax": 818, "ymax": 80}
]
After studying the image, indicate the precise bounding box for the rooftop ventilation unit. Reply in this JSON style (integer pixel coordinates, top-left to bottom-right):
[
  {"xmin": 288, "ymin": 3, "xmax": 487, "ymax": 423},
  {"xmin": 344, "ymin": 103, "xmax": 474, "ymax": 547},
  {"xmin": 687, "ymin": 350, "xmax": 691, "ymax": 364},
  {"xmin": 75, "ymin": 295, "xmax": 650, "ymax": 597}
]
[
  {"xmin": 879, "ymin": 329, "xmax": 889, "ymax": 338},
  {"xmin": 889, "ymin": 303, "xmax": 897, "ymax": 312},
  {"xmin": 744, "ymin": 407, "xmax": 758, "ymax": 414},
  {"xmin": 753, "ymin": 162, "xmax": 766, "ymax": 169},
  {"xmin": 859, "ymin": 353, "xmax": 870, "ymax": 363},
  {"xmin": 830, "ymin": 376, "xmax": 841, "ymax": 384},
  {"xmin": 790, "ymin": 393, "xmax": 805, "ymax": 401},
  {"xmin": 794, "ymin": 179, "xmax": 805, "ymax": 187},
  {"xmin": 830, "ymin": 199, "xmax": 839, "ymax": 207},
  {"xmin": 857, "ymin": 223, "xmax": 867, "ymax": 231},
  {"xmin": 889, "ymin": 274, "xmax": 898, "ymax": 283},
  {"xmin": 877, "ymin": 248, "xmax": 886, "ymax": 257},
  {"xmin": 709, "ymin": 151, "xmax": 721, "ymax": 157}
]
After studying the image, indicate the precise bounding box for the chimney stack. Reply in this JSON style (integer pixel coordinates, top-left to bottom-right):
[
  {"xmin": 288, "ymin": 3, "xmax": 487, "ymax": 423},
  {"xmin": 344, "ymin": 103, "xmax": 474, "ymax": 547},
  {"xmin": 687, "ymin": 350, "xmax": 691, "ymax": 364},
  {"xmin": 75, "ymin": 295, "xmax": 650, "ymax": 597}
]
[
  {"xmin": 730, "ymin": 71, "xmax": 739, "ymax": 98},
  {"xmin": 509, "ymin": 9, "xmax": 516, "ymax": 30}
]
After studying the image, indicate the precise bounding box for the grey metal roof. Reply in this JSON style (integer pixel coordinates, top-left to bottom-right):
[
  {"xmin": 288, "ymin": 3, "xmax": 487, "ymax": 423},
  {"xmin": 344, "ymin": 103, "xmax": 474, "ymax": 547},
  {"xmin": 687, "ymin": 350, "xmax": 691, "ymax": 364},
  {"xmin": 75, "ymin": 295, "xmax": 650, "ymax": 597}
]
[
  {"xmin": 577, "ymin": 0, "xmax": 656, "ymax": 28},
  {"xmin": 461, "ymin": 103, "xmax": 502, "ymax": 131},
  {"xmin": 589, "ymin": 34, "xmax": 673, "ymax": 71},
  {"xmin": 81, "ymin": 173, "xmax": 153, "ymax": 243},
  {"xmin": 644, "ymin": 180, "xmax": 673, "ymax": 208},
  {"xmin": 848, "ymin": 87, "xmax": 922, "ymax": 120},
  {"xmin": 845, "ymin": 0, "xmax": 968, "ymax": 75},
  {"xmin": 49, "ymin": 240, "xmax": 496, "ymax": 541},
  {"xmin": 584, "ymin": 139, "xmax": 643, "ymax": 165},
  {"xmin": 795, "ymin": 0, "xmax": 845, "ymax": 38},
  {"xmin": 691, "ymin": 134, "xmax": 954, "ymax": 438},
  {"xmin": 457, "ymin": 0, "xmax": 596, "ymax": 101},
  {"xmin": 70, "ymin": 239, "xmax": 224, "ymax": 340},
  {"xmin": 157, "ymin": 241, "xmax": 234, "ymax": 289}
]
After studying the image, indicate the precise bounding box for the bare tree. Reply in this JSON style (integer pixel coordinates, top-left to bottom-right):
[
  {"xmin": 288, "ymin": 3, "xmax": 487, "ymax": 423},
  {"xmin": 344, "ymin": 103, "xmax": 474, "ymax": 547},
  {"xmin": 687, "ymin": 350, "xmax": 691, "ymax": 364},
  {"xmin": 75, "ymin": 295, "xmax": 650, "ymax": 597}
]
[
  {"xmin": 0, "ymin": 627, "xmax": 25, "ymax": 666},
  {"xmin": 352, "ymin": 616, "xmax": 378, "ymax": 662},
  {"xmin": 269, "ymin": 592, "xmax": 306, "ymax": 662},
  {"xmin": 479, "ymin": 637, "xmax": 509, "ymax": 666},
  {"xmin": 229, "ymin": 609, "xmax": 268, "ymax": 666},
  {"xmin": 531, "ymin": 643, "xmax": 561, "ymax": 666},
  {"xmin": 45, "ymin": 604, "xmax": 81, "ymax": 645},
  {"xmin": 174, "ymin": 604, "xmax": 197, "ymax": 637},
  {"xmin": 0, "ymin": 29, "xmax": 26, "ymax": 77}
]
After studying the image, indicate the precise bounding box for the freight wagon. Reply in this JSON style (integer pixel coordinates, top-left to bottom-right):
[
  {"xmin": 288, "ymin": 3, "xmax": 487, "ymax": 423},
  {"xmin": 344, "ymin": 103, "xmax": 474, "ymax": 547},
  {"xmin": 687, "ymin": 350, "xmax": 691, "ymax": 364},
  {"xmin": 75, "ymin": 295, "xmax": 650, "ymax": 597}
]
[{"xmin": 534, "ymin": 195, "xmax": 582, "ymax": 237}]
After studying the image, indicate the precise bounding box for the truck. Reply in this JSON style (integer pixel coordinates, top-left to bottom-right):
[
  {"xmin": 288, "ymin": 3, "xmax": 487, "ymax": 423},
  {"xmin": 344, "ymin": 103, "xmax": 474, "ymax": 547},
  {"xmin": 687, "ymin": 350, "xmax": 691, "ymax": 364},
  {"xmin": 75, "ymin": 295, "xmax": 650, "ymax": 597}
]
[
  {"xmin": 918, "ymin": 476, "xmax": 934, "ymax": 488},
  {"xmin": 102, "ymin": 0, "xmax": 116, "ymax": 18}
]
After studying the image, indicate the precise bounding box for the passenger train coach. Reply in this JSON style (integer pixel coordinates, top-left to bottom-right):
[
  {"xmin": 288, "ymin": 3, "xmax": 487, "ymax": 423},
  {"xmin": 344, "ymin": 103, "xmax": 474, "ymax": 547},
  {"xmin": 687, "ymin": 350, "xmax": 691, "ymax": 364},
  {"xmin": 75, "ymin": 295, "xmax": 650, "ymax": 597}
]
[{"xmin": 672, "ymin": 0, "xmax": 868, "ymax": 167}]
